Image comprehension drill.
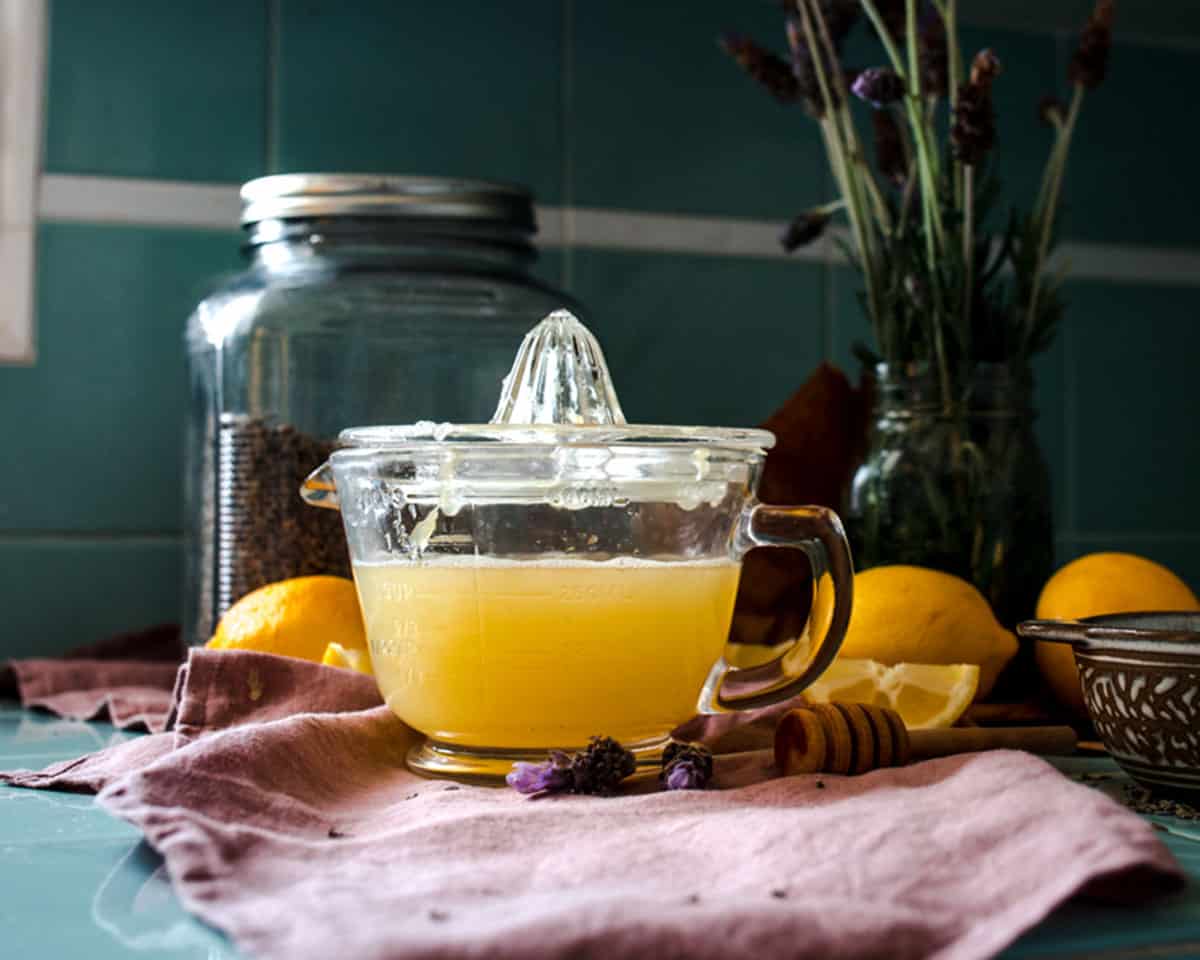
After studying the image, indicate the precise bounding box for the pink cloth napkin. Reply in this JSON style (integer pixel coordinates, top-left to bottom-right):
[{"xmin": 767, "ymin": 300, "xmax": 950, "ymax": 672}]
[
  {"xmin": 1, "ymin": 649, "xmax": 1185, "ymax": 960},
  {"xmin": 1, "ymin": 648, "xmax": 383, "ymax": 792},
  {"xmin": 0, "ymin": 623, "xmax": 185, "ymax": 732}
]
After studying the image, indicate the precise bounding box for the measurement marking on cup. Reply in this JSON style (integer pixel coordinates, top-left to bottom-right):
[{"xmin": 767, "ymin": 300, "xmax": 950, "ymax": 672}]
[
  {"xmin": 370, "ymin": 618, "xmax": 421, "ymax": 659},
  {"xmin": 372, "ymin": 635, "xmax": 419, "ymax": 658},
  {"xmin": 381, "ymin": 583, "xmax": 416, "ymax": 602},
  {"xmin": 556, "ymin": 585, "xmax": 636, "ymax": 603},
  {"xmin": 391, "ymin": 618, "xmax": 420, "ymax": 637}
]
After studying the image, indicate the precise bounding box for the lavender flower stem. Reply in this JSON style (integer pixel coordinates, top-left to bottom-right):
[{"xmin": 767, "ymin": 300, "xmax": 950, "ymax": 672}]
[
  {"xmin": 862, "ymin": 0, "xmax": 943, "ymax": 262},
  {"xmin": 860, "ymin": 156, "xmax": 893, "ymax": 233},
  {"xmin": 962, "ymin": 163, "xmax": 975, "ymax": 357},
  {"xmin": 798, "ymin": 0, "xmax": 882, "ymax": 331},
  {"xmin": 944, "ymin": 0, "xmax": 965, "ymax": 209},
  {"xmin": 809, "ymin": 2, "xmax": 893, "ymax": 236},
  {"xmin": 897, "ymin": 155, "xmax": 917, "ymax": 233},
  {"xmin": 859, "ymin": 0, "xmax": 908, "ymax": 79},
  {"xmin": 1027, "ymin": 83, "xmax": 1084, "ymax": 345},
  {"xmin": 861, "ymin": 0, "xmax": 948, "ymax": 396},
  {"xmin": 907, "ymin": 0, "xmax": 920, "ymax": 100},
  {"xmin": 1034, "ymin": 84, "xmax": 1082, "ymax": 219},
  {"xmin": 1033, "ymin": 123, "xmax": 1063, "ymax": 218},
  {"xmin": 941, "ymin": 0, "xmax": 963, "ymax": 111},
  {"xmin": 909, "ymin": 0, "xmax": 950, "ymax": 407},
  {"xmin": 905, "ymin": 0, "xmax": 946, "ymax": 271}
]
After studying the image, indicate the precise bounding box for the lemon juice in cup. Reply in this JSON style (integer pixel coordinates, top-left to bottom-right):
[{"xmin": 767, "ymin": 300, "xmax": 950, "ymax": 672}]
[
  {"xmin": 303, "ymin": 310, "xmax": 854, "ymax": 779},
  {"xmin": 354, "ymin": 555, "xmax": 742, "ymax": 748}
]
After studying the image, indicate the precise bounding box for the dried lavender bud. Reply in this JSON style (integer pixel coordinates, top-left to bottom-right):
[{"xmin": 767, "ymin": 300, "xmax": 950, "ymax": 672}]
[
  {"xmin": 508, "ymin": 738, "xmax": 637, "ymax": 798},
  {"xmin": 661, "ymin": 742, "xmax": 714, "ymax": 791},
  {"xmin": 1038, "ymin": 94, "xmax": 1066, "ymax": 127},
  {"xmin": 919, "ymin": 9, "xmax": 949, "ymax": 97},
  {"xmin": 506, "ymin": 751, "xmax": 574, "ymax": 796},
  {"xmin": 781, "ymin": 210, "xmax": 832, "ymax": 252},
  {"xmin": 872, "ymin": 109, "xmax": 906, "ymax": 186},
  {"xmin": 1070, "ymin": 0, "xmax": 1114, "ymax": 90},
  {"xmin": 851, "ymin": 67, "xmax": 905, "ymax": 108},
  {"xmin": 969, "ymin": 49, "xmax": 1002, "ymax": 92},
  {"xmin": 952, "ymin": 52, "xmax": 1001, "ymax": 165},
  {"xmin": 720, "ymin": 34, "xmax": 800, "ymax": 104},
  {"xmin": 571, "ymin": 737, "xmax": 637, "ymax": 796},
  {"xmin": 952, "ymin": 83, "xmax": 995, "ymax": 164},
  {"xmin": 785, "ymin": 20, "xmax": 829, "ymax": 118}
]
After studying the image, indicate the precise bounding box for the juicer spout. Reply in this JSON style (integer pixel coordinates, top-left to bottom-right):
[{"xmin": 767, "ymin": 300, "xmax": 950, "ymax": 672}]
[{"xmin": 490, "ymin": 309, "xmax": 627, "ymax": 426}]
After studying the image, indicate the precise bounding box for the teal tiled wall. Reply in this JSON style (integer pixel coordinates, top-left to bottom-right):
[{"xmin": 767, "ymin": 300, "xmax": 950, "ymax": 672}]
[
  {"xmin": 274, "ymin": 1, "xmax": 565, "ymax": 199},
  {"xmin": 45, "ymin": 0, "xmax": 267, "ymax": 181},
  {"xmin": 573, "ymin": 251, "xmax": 825, "ymax": 427},
  {"xmin": 4, "ymin": 0, "xmax": 1198, "ymax": 654},
  {"xmin": 570, "ymin": 2, "xmax": 827, "ymax": 219}
]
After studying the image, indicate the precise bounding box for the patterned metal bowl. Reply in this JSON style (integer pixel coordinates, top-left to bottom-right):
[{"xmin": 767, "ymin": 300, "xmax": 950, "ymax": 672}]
[{"xmin": 1018, "ymin": 613, "xmax": 1200, "ymax": 796}]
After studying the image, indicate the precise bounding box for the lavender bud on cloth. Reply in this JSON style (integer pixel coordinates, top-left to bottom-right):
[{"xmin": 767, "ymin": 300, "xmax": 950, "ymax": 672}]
[
  {"xmin": 661, "ymin": 742, "xmax": 714, "ymax": 791},
  {"xmin": 508, "ymin": 737, "xmax": 636, "ymax": 798}
]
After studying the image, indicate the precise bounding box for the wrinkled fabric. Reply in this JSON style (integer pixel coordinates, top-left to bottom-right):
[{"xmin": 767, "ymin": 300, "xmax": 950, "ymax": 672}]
[
  {"xmin": 0, "ymin": 623, "xmax": 185, "ymax": 732},
  {"xmin": 2, "ymin": 649, "xmax": 1186, "ymax": 960},
  {"xmin": 0, "ymin": 649, "xmax": 382, "ymax": 791}
]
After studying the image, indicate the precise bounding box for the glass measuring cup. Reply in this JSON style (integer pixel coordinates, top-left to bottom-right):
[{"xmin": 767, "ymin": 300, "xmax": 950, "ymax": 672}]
[{"xmin": 302, "ymin": 312, "xmax": 853, "ymax": 779}]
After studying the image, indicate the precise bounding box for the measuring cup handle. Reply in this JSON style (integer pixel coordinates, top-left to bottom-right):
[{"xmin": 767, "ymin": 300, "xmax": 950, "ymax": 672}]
[
  {"xmin": 698, "ymin": 503, "xmax": 854, "ymax": 714},
  {"xmin": 300, "ymin": 462, "xmax": 340, "ymax": 511}
]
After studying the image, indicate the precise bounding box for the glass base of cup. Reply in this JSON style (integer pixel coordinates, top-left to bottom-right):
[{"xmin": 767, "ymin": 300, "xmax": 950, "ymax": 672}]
[{"xmin": 406, "ymin": 736, "xmax": 672, "ymax": 784}]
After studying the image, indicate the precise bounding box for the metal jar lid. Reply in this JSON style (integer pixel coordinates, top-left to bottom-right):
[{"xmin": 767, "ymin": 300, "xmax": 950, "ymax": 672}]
[{"xmin": 239, "ymin": 173, "xmax": 536, "ymax": 231}]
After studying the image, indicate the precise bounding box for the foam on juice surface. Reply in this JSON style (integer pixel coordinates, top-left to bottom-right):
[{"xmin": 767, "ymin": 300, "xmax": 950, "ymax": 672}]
[{"xmin": 353, "ymin": 556, "xmax": 741, "ymax": 749}]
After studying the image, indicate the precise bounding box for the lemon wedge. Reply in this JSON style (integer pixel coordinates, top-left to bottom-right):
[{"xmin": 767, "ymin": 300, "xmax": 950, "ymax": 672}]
[
  {"xmin": 321, "ymin": 641, "xmax": 374, "ymax": 676},
  {"xmin": 839, "ymin": 566, "xmax": 1016, "ymax": 699},
  {"xmin": 801, "ymin": 659, "xmax": 979, "ymax": 729}
]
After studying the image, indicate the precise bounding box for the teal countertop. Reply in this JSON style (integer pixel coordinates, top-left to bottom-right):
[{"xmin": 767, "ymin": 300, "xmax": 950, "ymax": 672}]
[{"xmin": 2, "ymin": 702, "xmax": 1198, "ymax": 959}]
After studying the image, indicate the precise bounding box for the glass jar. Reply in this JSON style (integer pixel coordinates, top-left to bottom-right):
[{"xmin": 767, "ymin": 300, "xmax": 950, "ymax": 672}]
[
  {"xmin": 845, "ymin": 364, "xmax": 1053, "ymax": 628},
  {"xmin": 964, "ymin": 364, "xmax": 1055, "ymax": 629},
  {"xmin": 182, "ymin": 174, "xmax": 580, "ymax": 646}
]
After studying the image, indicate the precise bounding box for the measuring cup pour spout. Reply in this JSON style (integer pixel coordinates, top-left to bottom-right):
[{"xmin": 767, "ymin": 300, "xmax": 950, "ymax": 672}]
[{"xmin": 301, "ymin": 462, "xmax": 339, "ymax": 511}]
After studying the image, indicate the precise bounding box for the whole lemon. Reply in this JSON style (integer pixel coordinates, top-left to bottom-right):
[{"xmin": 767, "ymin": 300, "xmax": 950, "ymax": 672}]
[
  {"xmin": 837, "ymin": 565, "xmax": 1016, "ymax": 699},
  {"xmin": 207, "ymin": 575, "xmax": 368, "ymax": 664},
  {"xmin": 1034, "ymin": 553, "xmax": 1199, "ymax": 716}
]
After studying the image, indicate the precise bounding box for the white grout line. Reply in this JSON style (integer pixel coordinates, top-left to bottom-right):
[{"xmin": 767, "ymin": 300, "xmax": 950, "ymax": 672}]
[
  {"xmin": 37, "ymin": 173, "xmax": 1200, "ymax": 287},
  {"xmin": 556, "ymin": 205, "xmax": 830, "ymax": 264},
  {"xmin": 39, "ymin": 174, "xmax": 241, "ymax": 229}
]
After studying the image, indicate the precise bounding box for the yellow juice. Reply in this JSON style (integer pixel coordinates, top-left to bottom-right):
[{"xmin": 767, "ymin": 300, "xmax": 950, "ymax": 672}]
[{"xmin": 353, "ymin": 557, "xmax": 741, "ymax": 749}]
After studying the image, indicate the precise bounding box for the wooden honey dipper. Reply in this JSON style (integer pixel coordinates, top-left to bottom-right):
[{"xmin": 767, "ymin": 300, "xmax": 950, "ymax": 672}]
[{"xmin": 773, "ymin": 703, "xmax": 1078, "ymax": 776}]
